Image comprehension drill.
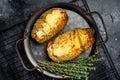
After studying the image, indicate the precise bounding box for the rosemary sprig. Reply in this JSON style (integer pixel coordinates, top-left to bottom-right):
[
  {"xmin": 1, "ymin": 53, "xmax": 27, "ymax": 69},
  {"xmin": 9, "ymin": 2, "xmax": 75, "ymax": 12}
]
[{"xmin": 38, "ymin": 55, "xmax": 103, "ymax": 80}]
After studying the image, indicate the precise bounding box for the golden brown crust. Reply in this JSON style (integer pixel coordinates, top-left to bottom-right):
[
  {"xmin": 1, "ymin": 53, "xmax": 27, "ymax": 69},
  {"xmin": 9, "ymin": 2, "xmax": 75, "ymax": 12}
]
[
  {"xmin": 47, "ymin": 28, "xmax": 95, "ymax": 62},
  {"xmin": 31, "ymin": 8, "xmax": 68, "ymax": 43}
]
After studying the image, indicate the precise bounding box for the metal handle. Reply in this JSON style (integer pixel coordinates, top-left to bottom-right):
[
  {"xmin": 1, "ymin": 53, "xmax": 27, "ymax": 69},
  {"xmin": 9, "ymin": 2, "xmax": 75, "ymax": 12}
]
[
  {"xmin": 89, "ymin": 11, "xmax": 108, "ymax": 43},
  {"xmin": 15, "ymin": 31, "xmax": 37, "ymax": 71}
]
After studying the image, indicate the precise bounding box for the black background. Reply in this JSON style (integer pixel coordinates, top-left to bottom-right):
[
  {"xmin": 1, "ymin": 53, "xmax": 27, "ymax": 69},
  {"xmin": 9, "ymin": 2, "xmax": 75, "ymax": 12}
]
[{"xmin": 0, "ymin": 0, "xmax": 120, "ymax": 80}]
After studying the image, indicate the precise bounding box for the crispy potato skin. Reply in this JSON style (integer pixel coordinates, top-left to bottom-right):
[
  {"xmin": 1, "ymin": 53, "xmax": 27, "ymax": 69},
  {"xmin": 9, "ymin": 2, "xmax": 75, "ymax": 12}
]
[
  {"xmin": 31, "ymin": 8, "xmax": 68, "ymax": 43},
  {"xmin": 47, "ymin": 28, "xmax": 95, "ymax": 62}
]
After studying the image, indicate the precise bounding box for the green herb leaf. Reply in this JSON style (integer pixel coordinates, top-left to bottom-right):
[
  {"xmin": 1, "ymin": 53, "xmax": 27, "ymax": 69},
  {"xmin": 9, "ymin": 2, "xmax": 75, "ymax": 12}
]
[{"xmin": 38, "ymin": 54, "xmax": 103, "ymax": 80}]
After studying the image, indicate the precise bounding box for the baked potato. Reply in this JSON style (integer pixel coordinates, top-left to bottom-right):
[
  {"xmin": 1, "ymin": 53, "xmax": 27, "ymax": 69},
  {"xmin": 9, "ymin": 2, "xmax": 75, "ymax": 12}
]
[
  {"xmin": 31, "ymin": 8, "xmax": 68, "ymax": 43},
  {"xmin": 47, "ymin": 28, "xmax": 95, "ymax": 62}
]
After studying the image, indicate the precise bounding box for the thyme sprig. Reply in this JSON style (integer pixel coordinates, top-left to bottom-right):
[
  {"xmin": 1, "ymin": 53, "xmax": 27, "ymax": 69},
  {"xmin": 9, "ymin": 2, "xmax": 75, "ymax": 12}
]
[{"xmin": 38, "ymin": 55, "xmax": 103, "ymax": 80}]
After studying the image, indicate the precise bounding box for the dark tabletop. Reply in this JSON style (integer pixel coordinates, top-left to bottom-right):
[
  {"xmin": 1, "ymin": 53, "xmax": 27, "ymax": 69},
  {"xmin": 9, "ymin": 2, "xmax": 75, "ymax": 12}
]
[{"xmin": 0, "ymin": 0, "xmax": 120, "ymax": 80}]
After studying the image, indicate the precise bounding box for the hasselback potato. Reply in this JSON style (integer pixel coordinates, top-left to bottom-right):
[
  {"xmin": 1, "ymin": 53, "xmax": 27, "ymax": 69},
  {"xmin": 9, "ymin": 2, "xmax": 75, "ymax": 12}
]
[
  {"xmin": 31, "ymin": 8, "xmax": 68, "ymax": 43},
  {"xmin": 47, "ymin": 28, "xmax": 95, "ymax": 62}
]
